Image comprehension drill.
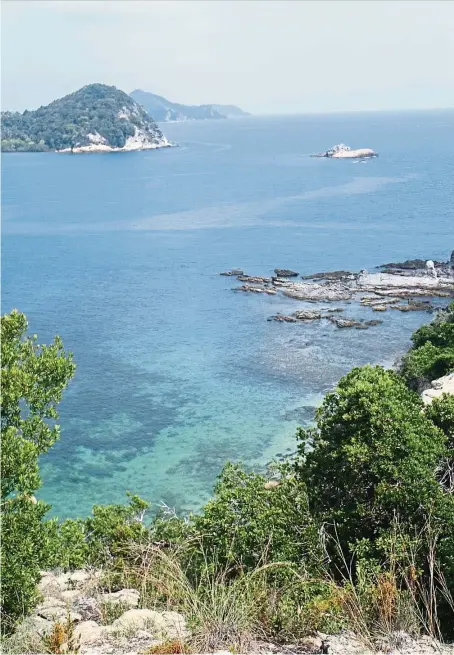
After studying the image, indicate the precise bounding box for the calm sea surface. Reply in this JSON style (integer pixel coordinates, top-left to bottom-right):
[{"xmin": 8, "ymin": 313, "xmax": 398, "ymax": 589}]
[{"xmin": 2, "ymin": 111, "xmax": 454, "ymax": 518}]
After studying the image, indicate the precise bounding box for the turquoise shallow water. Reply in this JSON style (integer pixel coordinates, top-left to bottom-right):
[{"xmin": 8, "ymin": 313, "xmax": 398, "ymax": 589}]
[{"xmin": 2, "ymin": 111, "xmax": 454, "ymax": 518}]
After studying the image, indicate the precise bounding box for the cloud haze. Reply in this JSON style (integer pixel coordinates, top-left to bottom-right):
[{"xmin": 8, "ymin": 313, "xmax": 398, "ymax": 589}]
[{"xmin": 2, "ymin": 0, "xmax": 454, "ymax": 113}]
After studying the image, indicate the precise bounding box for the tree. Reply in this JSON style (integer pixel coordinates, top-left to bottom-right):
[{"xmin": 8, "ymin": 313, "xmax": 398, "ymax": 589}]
[
  {"xmin": 1, "ymin": 310, "xmax": 75, "ymax": 630},
  {"xmin": 296, "ymin": 366, "xmax": 447, "ymax": 554}
]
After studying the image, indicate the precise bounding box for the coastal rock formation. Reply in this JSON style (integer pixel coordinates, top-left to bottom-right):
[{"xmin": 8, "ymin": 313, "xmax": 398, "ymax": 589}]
[
  {"xmin": 221, "ymin": 253, "xmax": 454, "ymax": 332},
  {"xmin": 293, "ymin": 310, "xmax": 322, "ymax": 320},
  {"xmin": 268, "ymin": 311, "xmax": 383, "ymax": 329},
  {"xmin": 327, "ymin": 317, "xmax": 363, "ymax": 329},
  {"xmin": 268, "ymin": 314, "xmax": 299, "ymax": 323},
  {"xmin": 312, "ymin": 143, "xmax": 377, "ymax": 158},
  {"xmin": 283, "ymin": 282, "xmax": 353, "ymax": 302},
  {"xmin": 237, "ymin": 275, "xmax": 272, "ymax": 284},
  {"xmin": 234, "ymin": 285, "xmax": 277, "ymax": 295},
  {"xmin": 302, "ymin": 270, "xmax": 353, "ymax": 280},
  {"xmin": 381, "ymin": 258, "xmax": 443, "ymax": 271},
  {"xmin": 220, "ymin": 269, "xmax": 244, "ymax": 276}
]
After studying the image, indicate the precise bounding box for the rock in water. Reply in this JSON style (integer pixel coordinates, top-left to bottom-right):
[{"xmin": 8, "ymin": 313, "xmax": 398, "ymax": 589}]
[
  {"xmin": 293, "ymin": 310, "xmax": 322, "ymax": 320},
  {"xmin": 312, "ymin": 143, "xmax": 377, "ymax": 158},
  {"xmin": 219, "ymin": 269, "xmax": 244, "ymax": 276},
  {"xmin": 274, "ymin": 268, "xmax": 299, "ymax": 277},
  {"xmin": 328, "ymin": 317, "xmax": 363, "ymax": 328}
]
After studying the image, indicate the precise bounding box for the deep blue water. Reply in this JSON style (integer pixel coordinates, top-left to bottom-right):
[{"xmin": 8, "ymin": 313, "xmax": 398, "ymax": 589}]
[{"xmin": 2, "ymin": 111, "xmax": 454, "ymax": 519}]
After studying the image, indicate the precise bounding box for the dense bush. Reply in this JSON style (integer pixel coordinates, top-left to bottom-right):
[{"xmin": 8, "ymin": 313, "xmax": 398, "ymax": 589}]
[
  {"xmin": 1, "ymin": 311, "xmax": 75, "ymax": 631},
  {"xmin": 297, "ymin": 366, "xmax": 446, "ymax": 548},
  {"xmin": 187, "ymin": 463, "xmax": 321, "ymax": 573}
]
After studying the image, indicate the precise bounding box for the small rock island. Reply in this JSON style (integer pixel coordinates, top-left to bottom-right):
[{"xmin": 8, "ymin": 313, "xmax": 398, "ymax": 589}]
[{"xmin": 312, "ymin": 143, "xmax": 378, "ymax": 158}]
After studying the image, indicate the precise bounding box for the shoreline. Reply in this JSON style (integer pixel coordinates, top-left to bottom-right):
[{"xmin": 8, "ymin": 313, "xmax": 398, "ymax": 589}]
[{"xmin": 57, "ymin": 138, "xmax": 174, "ymax": 154}]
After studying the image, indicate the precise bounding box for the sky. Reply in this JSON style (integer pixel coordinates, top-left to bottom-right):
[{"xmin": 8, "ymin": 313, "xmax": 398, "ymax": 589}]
[{"xmin": 2, "ymin": 0, "xmax": 454, "ymax": 115}]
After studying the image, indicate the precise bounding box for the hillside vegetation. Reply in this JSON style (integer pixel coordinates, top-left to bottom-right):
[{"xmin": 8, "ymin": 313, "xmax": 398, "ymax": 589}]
[
  {"xmin": 1, "ymin": 304, "xmax": 453, "ymax": 653},
  {"xmin": 1, "ymin": 84, "xmax": 165, "ymax": 152}
]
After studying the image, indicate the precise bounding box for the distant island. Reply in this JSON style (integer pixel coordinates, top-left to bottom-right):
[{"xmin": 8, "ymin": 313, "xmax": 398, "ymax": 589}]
[
  {"xmin": 1, "ymin": 83, "xmax": 170, "ymax": 153},
  {"xmin": 312, "ymin": 143, "xmax": 378, "ymax": 158},
  {"xmin": 130, "ymin": 89, "xmax": 249, "ymax": 122}
]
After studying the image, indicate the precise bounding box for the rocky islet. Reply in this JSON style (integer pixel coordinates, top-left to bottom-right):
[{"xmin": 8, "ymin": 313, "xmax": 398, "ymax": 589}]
[{"xmin": 220, "ymin": 252, "xmax": 454, "ymax": 330}]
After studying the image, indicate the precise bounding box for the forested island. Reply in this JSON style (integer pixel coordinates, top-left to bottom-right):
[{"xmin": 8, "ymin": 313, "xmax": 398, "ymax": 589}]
[{"xmin": 1, "ymin": 84, "xmax": 169, "ymax": 153}]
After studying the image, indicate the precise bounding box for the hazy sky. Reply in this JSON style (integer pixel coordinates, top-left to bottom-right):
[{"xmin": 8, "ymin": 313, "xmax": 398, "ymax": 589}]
[{"xmin": 2, "ymin": 0, "xmax": 454, "ymax": 114}]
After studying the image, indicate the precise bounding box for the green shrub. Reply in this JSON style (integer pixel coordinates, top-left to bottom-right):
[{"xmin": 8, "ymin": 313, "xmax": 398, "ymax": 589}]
[
  {"xmin": 1, "ymin": 311, "xmax": 75, "ymax": 632},
  {"xmin": 187, "ymin": 463, "xmax": 321, "ymax": 575},
  {"xmin": 401, "ymin": 342, "xmax": 454, "ymax": 389},
  {"xmin": 400, "ymin": 303, "xmax": 454, "ymax": 389},
  {"xmin": 297, "ymin": 366, "xmax": 447, "ymax": 558}
]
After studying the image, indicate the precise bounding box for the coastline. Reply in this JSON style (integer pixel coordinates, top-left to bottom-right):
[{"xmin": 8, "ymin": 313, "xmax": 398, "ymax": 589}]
[{"xmin": 57, "ymin": 136, "xmax": 173, "ymax": 154}]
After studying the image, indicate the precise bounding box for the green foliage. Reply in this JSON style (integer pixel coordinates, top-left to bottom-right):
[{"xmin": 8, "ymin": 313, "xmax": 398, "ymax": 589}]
[
  {"xmin": 83, "ymin": 493, "xmax": 150, "ymax": 565},
  {"xmin": 401, "ymin": 342, "xmax": 454, "ymax": 389},
  {"xmin": 48, "ymin": 493, "xmax": 151, "ymax": 572},
  {"xmin": 1, "ymin": 83, "xmax": 163, "ymax": 152},
  {"xmin": 297, "ymin": 366, "xmax": 447, "ymax": 552},
  {"xmin": 186, "ymin": 463, "xmax": 321, "ymax": 574},
  {"xmin": 426, "ymin": 393, "xmax": 454, "ymax": 448},
  {"xmin": 100, "ymin": 600, "xmax": 131, "ymax": 625},
  {"xmin": 0, "ymin": 498, "xmax": 52, "ymax": 633},
  {"xmin": 1, "ymin": 310, "xmax": 75, "ymax": 631},
  {"xmin": 401, "ymin": 303, "xmax": 454, "ymax": 389},
  {"xmin": 45, "ymin": 518, "xmax": 89, "ymax": 571}
]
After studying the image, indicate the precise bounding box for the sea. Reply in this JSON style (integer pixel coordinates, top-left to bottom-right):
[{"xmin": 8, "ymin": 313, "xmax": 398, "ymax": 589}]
[{"xmin": 2, "ymin": 110, "xmax": 454, "ymax": 519}]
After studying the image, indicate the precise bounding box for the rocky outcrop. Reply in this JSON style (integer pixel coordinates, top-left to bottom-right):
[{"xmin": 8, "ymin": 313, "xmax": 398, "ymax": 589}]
[
  {"xmin": 302, "ymin": 270, "xmax": 353, "ymax": 281},
  {"xmin": 422, "ymin": 373, "xmax": 454, "ymax": 404},
  {"xmin": 237, "ymin": 275, "xmax": 272, "ymax": 284},
  {"xmin": 381, "ymin": 258, "xmax": 444, "ymax": 271},
  {"xmin": 109, "ymin": 609, "xmax": 188, "ymax": 639},
  {"xmin": 283, "ymin": 282, "xmax": 353, "ymax": 302},
  {"xmin": 268, "ymin": 311, "xmax": 382, "ymax": 329},
  {"xmin": 327, "ymin": 317, "xmax": 363, "ymax": 329},
  {"xmin": 220, "ymin": 253, "xmax": 454, "ymax": 332},
  {"xmin": 234, "ymin": 285, "xmax": 277, "ymax": 295},
  {"xmin": 312, "ymin": 143, "xmax": 377, "ymax": 158},
  {"xmin": 100, "ymin": 589, "xmax": 140, "ymax": 608},
  {"xmin": 220, "ymin": 269, "xmax": 244, "ymax": 276},
  {"xmin": 16, "ymin": 570, "xmax": 189, "ymax": 655}
]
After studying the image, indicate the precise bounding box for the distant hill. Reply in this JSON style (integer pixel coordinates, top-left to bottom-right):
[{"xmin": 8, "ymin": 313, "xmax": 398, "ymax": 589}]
[
  {"xmin": 130, "ymin": 89, "xmax": 249, "ymax": 122},
  {"xmin": 1, "ymin": 84, "xmax": 169, "ymax": 153},
  {"xmin": 210, "ymin": 104, "xmax": 250, "ymax": 118}
]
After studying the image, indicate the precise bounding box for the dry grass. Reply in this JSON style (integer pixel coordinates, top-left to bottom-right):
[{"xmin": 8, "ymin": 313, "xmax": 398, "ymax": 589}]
[
  {"xmin": 144, "ymin": 639, "xmax": 193, "ymax": 654},
  {"xmin": 322, "ymin": 521, "xmax": 454, "ymax": 650},
  {"xmin": 42, "ymin": 610, "xmax": 81, "ymax": 654},
  {"xmin": 123, "ymin": 542, "xmax": 273, "ymax": 652}
]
